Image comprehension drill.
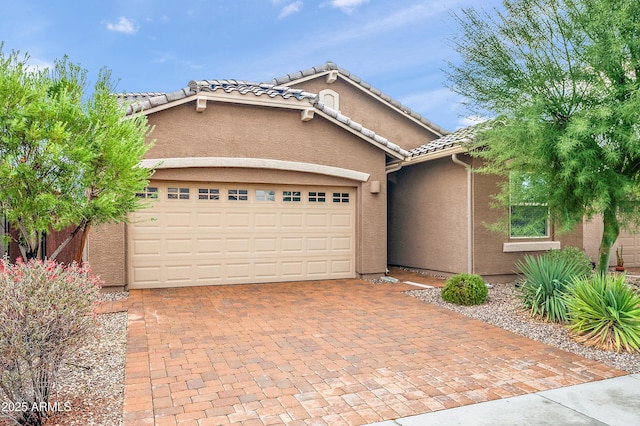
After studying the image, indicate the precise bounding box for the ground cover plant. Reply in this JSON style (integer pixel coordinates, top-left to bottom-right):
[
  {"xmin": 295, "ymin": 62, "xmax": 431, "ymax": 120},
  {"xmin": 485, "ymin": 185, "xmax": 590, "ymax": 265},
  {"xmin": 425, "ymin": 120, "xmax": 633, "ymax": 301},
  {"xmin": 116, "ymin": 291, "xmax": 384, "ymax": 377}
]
[{"xmin": 0, "ymin": 258, "xmax": 102, "ymax": 425}]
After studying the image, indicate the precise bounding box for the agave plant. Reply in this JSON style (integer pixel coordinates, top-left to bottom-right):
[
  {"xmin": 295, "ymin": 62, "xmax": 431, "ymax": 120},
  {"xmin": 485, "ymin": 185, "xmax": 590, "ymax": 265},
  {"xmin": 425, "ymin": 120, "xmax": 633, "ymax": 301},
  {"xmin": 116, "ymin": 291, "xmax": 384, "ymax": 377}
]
[
  {"xmin": 516, "ymin": 253, "xmax": 585, "ymax": 322},
  {"xmin": 565, "ymin": 274, "xmax": 640, "ymax": 353}
]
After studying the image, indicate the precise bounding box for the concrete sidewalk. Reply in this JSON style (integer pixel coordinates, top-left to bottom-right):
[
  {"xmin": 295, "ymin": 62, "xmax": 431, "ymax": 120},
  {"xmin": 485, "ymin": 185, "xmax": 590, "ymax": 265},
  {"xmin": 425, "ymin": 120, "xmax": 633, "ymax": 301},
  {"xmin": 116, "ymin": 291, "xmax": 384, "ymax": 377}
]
[{"xmin": 368, "ymin": 373, "xmax": 640, "ymax": 426}]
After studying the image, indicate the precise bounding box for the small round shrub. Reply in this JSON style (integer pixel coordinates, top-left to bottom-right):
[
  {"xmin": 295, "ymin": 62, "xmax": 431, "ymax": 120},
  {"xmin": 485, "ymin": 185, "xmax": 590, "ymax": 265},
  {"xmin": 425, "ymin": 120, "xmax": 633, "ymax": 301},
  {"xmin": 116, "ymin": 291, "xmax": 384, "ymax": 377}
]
[{"xmin": 441, "ymin": 273, "xmax": 488, "ymax": 305}]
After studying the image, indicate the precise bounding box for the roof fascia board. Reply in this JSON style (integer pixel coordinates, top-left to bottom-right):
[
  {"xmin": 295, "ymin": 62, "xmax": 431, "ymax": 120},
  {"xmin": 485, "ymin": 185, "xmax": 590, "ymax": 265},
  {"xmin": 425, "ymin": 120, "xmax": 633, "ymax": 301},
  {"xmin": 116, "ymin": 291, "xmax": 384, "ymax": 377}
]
[
  {"xmin": 129, "ymin": 95, "xmax": 197, "ymax": 116},
  {"xmin": 140, "ymin": 157, "xmax": 370, "ymax": 182},
  {"xmin": 196, "ymin": 91, "xmax": 309, "ymax": 110},
  {"xmin": 405, "ymin": 145, "xmax": 466, "ymax": 165}
]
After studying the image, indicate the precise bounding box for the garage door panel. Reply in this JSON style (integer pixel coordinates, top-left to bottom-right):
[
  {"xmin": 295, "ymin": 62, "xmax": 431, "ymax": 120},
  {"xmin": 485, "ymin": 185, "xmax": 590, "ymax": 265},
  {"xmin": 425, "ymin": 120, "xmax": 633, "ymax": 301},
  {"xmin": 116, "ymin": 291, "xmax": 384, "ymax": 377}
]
[
  {"xmin": 254, "ymin": 262, "xmax": 278, "ymax": 278},
  {"xmin": 227, "ymin": 238, "xmax": 251, "ymax": 254},
  {"xmin": 166, "ymin": 265, "xmax": 192, "ymax": 282},
  {"xmin": 128, "ymin": 183, "xmax": 355, "ymax": 288},
  {"xmin": 331, "ymin": 214, "xmax": 352, "ymax": 228},
  {"xmin": 133, "ymin": 239, "xmax": 161, "ymax": 255},
  {"xmin": 165, "ymin": 212, "xmax": 191, "ymax": 228},
  {"xmin": 308, "ymin": 237, "xmax": 328, "ymax": 252},
  {"xmin": 331, "ymin": 260, "xmax": 352, "ymax": 274},
  {"xmin": 227, "ymin": 212, "xmax": 251, "ymax": 227},
  {"xmin": 282, "ymin": 237, "xmax": 304, "ymax": 252},
  {"xmin": 331, "ymin": 236, "xmax": 352, "ymax": 252},
  {"xmin": 196, "ymin": 239, "xmax": 223, "ymax": 254},
  {"xmin": 255, "ymin": 213, "xmax": 278, "ymax": 228},
  {"xmin": 133, "ymin": 267, "xmax": 161, "ymax": 283},
  {"xmin": 255, "ymin": 238, "xmax": 278, "ymax": 253},
  {"xmin": 166, "ymin": 239, "xmax": 192, "ymax": 255},
  {"xmin": 307, "ymin": 260, "xmax": 329, "ymax": 275},
  {"xmin": 196, "ymin": 212, "xmax": 222, "ymax": 227},
  {"xmin": 282, "ymin": 213, "xmax": 304, "ymax": 227},
  {"xmin": 227, "ymin": 263, "xmax": 251, "ymax": 279}
]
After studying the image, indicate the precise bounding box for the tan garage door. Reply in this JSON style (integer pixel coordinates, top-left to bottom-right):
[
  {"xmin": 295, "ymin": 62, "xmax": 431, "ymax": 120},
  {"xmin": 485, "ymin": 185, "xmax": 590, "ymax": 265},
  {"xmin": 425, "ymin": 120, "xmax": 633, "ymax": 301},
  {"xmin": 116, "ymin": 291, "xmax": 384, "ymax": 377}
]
[{"xmin": 127, "ymin": 182, "xmax": 356, "ymax": 288}]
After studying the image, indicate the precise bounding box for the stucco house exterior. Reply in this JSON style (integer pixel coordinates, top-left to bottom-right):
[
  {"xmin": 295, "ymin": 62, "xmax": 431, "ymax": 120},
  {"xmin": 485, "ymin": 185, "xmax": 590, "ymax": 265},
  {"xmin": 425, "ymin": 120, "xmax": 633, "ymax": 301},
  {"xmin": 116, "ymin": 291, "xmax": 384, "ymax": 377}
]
[{"xmin": 43, "ymin": 62, "xmax": 639, "ymax": 288}]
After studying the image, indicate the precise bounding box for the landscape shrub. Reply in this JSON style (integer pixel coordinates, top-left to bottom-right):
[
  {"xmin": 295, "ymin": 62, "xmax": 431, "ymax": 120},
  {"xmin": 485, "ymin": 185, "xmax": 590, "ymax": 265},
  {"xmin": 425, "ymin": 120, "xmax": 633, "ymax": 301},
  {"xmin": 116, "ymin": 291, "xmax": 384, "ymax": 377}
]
[
  {"xmin": 0, "ymin": 258, "xmax": 102, "ymax": 426},
  {"xmin": 441, "ymin": 273, "xmax": 488, "ymax": 305},
  {"xmin": 516, "ymin": 253, "xmax": 585, "ymax": 323},
  {"xmin": 545, "ymin": 247, "xmax": 593, "ymax": 279},
  {"xmin": 565, "ymin": 273, "xmax": 640, "ymax": 353}
]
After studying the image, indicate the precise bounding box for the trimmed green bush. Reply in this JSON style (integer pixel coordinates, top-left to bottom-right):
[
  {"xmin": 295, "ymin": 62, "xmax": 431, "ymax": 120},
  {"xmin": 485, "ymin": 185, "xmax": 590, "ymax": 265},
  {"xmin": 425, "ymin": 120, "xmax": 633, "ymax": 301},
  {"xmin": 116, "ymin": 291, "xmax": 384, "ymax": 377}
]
[
  {"xmin": 441, "ymin": 273, "xmax": 488, "ymax": 305},
  {"xmin": 546, "ymin": 247, "xmax": 593, "ymax": 279},
  {"xmin": 565, "ymin": 273, "xmax": 640, "ymax": 353},
  {"xmin": 516, "ymin": 252, "xmax": 586, "ymax": 323}
]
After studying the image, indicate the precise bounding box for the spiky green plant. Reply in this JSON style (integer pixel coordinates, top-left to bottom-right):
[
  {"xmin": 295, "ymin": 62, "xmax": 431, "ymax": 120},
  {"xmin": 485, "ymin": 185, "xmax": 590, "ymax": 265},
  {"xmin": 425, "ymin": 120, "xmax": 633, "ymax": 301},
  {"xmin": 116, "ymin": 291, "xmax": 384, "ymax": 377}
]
[
  {"xmin": 565, "ymin": 274, "xmax": 640, "ymax": 353},
  {"xmin": 516, "ymin": 253, "xmax": 585, "ymax": 322}
]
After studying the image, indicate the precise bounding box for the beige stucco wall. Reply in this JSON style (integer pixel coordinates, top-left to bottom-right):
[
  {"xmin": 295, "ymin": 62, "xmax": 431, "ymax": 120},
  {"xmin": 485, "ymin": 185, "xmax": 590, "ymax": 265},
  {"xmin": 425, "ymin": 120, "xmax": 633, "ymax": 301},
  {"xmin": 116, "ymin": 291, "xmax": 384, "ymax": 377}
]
[
  {"xmin": 471, "ymin": 160, "xmax": 584, "ymax": 280},
  {"xmin": 89, "ymin": 99, "xmax": 390, "ymax": 286},
  {"xmin": 388, "ymin": 155, "xmax": 587, "ymax": 281},
  {"xmin": 387, "ymin": 156, "xmax": 469, "ymax": 273},
  {"xmin": 289, "ymin": 78, "xmax": 440, "ymax": 151},
  {"xmin": 87, "ymin": 222, "xmax": 125, "ymax": 288}
]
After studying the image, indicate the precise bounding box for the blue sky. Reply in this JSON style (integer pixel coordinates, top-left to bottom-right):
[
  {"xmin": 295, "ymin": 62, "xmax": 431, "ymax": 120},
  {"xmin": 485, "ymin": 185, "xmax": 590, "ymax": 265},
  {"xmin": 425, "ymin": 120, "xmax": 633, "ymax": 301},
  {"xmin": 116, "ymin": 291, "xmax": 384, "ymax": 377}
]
[{"xmin": 0, "ymin": 0, "xmax": 500, "ymax": 131}]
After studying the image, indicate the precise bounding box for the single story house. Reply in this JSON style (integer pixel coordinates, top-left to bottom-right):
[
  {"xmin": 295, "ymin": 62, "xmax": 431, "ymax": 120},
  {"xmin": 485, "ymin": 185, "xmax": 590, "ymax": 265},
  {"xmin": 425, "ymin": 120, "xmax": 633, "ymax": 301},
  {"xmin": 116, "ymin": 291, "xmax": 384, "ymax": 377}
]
[{"xmin": 4, "ymin": 62, "xmax": 636, "ymax": 288}]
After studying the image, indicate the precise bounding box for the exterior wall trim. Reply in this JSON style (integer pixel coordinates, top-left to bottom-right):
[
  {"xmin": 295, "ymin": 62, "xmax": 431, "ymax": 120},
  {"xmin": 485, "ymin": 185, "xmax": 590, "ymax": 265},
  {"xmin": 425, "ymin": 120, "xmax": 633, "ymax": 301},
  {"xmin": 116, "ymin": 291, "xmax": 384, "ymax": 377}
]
[
  {"xmin": 140, "ymin": 157, "xmax": 371, "ymax": 182},
  {"xmin": 503, "ymin": 241, "xmax": 561, "ymax": 252}
]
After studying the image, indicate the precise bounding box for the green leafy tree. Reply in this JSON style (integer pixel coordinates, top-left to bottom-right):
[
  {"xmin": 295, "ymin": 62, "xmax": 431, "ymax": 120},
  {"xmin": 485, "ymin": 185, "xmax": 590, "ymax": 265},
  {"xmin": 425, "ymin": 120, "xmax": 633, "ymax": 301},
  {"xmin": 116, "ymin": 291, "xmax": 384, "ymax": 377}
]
[
  {"xmin": 446, "ymin": 0, "xmax": 640, "ymax": 274},
  {"xmin": 0, "ymin": 47, "xmax": 153, "ymax": 261}
]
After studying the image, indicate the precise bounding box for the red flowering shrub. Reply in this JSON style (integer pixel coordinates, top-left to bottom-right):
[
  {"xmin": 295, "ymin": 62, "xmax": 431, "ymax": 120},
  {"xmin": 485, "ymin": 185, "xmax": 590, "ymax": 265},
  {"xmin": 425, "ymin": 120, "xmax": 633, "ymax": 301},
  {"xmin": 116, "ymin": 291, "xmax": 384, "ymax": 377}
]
[{"xmin": 0, "ymin": 258, "xmax": 102, "ymax": 425}]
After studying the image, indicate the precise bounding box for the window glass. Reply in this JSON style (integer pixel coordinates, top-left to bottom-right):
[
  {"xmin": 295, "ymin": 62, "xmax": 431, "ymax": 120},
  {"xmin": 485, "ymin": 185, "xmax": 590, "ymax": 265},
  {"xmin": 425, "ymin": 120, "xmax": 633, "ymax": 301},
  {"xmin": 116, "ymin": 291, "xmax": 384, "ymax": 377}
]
[
  {"xmin": 228, "ymin": 189, "xmax": 248, "ymax": 201},
  {"xmin": 198, "ymin": 188, "xmax": 219, "ymax": 200},
  {"xmin": 168, "ymin": 187, "xmax": 189, "ymax": 200},
  {"xmin": 309, "ymin": 191, "xmax": 326, "ymax": 202},
  {"xmin": 509, "ymin": 172, "xmax": 548, "ymax": 238},
  {"xmin": 283, "ymin": 191, "xmax": 301, "ymax": 202},
  {"xmin": 136, "ymin": 187, "xmax": 159, "ymax": 199},
  {"xmin": 256, "ymin": 190, "xmax": 276, "ymax": 201},
  {"xmin": 332, "ymin": 192, "xmax": 349, "ymax": 203}
]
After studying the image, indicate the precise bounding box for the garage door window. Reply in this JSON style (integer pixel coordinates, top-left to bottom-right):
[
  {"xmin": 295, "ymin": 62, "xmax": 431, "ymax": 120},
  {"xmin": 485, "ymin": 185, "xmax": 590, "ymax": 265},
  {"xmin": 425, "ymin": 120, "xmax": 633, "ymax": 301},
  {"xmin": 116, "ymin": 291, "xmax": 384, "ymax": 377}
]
[
  {"xmin": 283, "ymin": 191, "xmax": 301, "ymax": 202},
  {"xmin": 198, "ymin": 188, "xmax": 219, "ymax": 200},
  {"xmin": 309, "ymin": 191, "xmax": 326, "ymax": 202},
  {"xmin": 168, "ymin": 187, "xmax": 189, "ymax": 200},
  {"xmin": 228, "ymin": 189, "xmax": 248, "ymax": 201},
  {"xmin": 333, "ymin": 192, "xmax": 349, "ymax": 203},
  {"xmin": 136, "ymin": 186, "xmax": 159, "ymax": 199},
  {"xmin": 256, "ymin": 190, "xmax": 276, "ymax": 201}
]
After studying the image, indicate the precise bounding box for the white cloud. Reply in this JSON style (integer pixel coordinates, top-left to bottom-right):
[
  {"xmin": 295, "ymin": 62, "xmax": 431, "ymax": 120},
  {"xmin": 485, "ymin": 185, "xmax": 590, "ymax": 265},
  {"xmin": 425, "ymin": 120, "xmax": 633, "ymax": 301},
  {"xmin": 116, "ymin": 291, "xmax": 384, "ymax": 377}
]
[
  {"xmin": 330, "ymin": 0, "xmax": 369, "ymax": 12},
  {"xmin": 457, "ymin": 115, "xmax": 490, "ymax": 129},
  {"xmin": 279, "ymin": 1, "xmax": 303, "ymax": 18},
  {"xmin": 105, "ymin": 17, "xmax": 138, "ymax": 34}
]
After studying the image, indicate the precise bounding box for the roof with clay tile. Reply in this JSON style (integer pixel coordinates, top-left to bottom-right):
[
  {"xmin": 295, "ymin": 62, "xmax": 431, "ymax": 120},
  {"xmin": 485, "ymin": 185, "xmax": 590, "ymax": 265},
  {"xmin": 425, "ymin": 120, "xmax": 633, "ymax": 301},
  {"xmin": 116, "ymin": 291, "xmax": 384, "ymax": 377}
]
[
  {"xmin": 409, "ymin": 125, "xmax": 479, "ymax": 158},
  {"xmin": 118, "ymin": 80, "xmax": 411, "ymax": 158},
  {"xmin": 268, "ymin": 61, "xmax": 450, "ymax": 137}
]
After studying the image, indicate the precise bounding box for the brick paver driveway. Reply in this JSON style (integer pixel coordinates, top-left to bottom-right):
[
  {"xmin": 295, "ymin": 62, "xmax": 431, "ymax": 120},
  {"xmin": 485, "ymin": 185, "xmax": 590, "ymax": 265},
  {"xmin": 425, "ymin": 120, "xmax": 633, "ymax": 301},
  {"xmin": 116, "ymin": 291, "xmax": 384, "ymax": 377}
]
[{"xmin": 120, "ymin": 278, "xmax": 625, "ymax": 425}]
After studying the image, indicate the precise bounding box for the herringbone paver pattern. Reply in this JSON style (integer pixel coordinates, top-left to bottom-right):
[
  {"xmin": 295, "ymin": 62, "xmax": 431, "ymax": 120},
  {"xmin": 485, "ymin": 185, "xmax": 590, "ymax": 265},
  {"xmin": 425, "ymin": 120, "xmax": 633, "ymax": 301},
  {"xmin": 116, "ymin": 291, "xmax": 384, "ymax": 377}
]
[{"xmin": 108, "ymin": 276, "xmax": 625, "ymax": 425}]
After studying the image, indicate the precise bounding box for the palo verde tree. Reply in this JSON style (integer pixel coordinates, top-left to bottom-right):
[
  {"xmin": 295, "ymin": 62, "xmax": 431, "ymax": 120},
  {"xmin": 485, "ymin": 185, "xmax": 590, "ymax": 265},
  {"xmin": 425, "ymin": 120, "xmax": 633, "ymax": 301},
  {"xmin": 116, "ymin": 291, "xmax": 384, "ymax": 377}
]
[
  {"xmin": 0, "ymin": 47, "xmax": 153, "ymax": 261},
  {"xmin": 446, "ymin": 0, "xmax": 640, "ymax": 274}
]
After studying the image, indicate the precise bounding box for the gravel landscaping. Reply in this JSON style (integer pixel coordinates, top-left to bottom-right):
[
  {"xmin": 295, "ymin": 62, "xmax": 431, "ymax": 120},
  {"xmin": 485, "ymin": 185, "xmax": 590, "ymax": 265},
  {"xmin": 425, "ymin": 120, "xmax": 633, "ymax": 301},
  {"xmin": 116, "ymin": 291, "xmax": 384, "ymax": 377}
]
[
  {"xmin": 406, "ymin": 277, "xmax": 640, "ymax": 374},
  {"xmin": 40, "ymin": 292, "xmax": 128, "ymax": 426}
]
